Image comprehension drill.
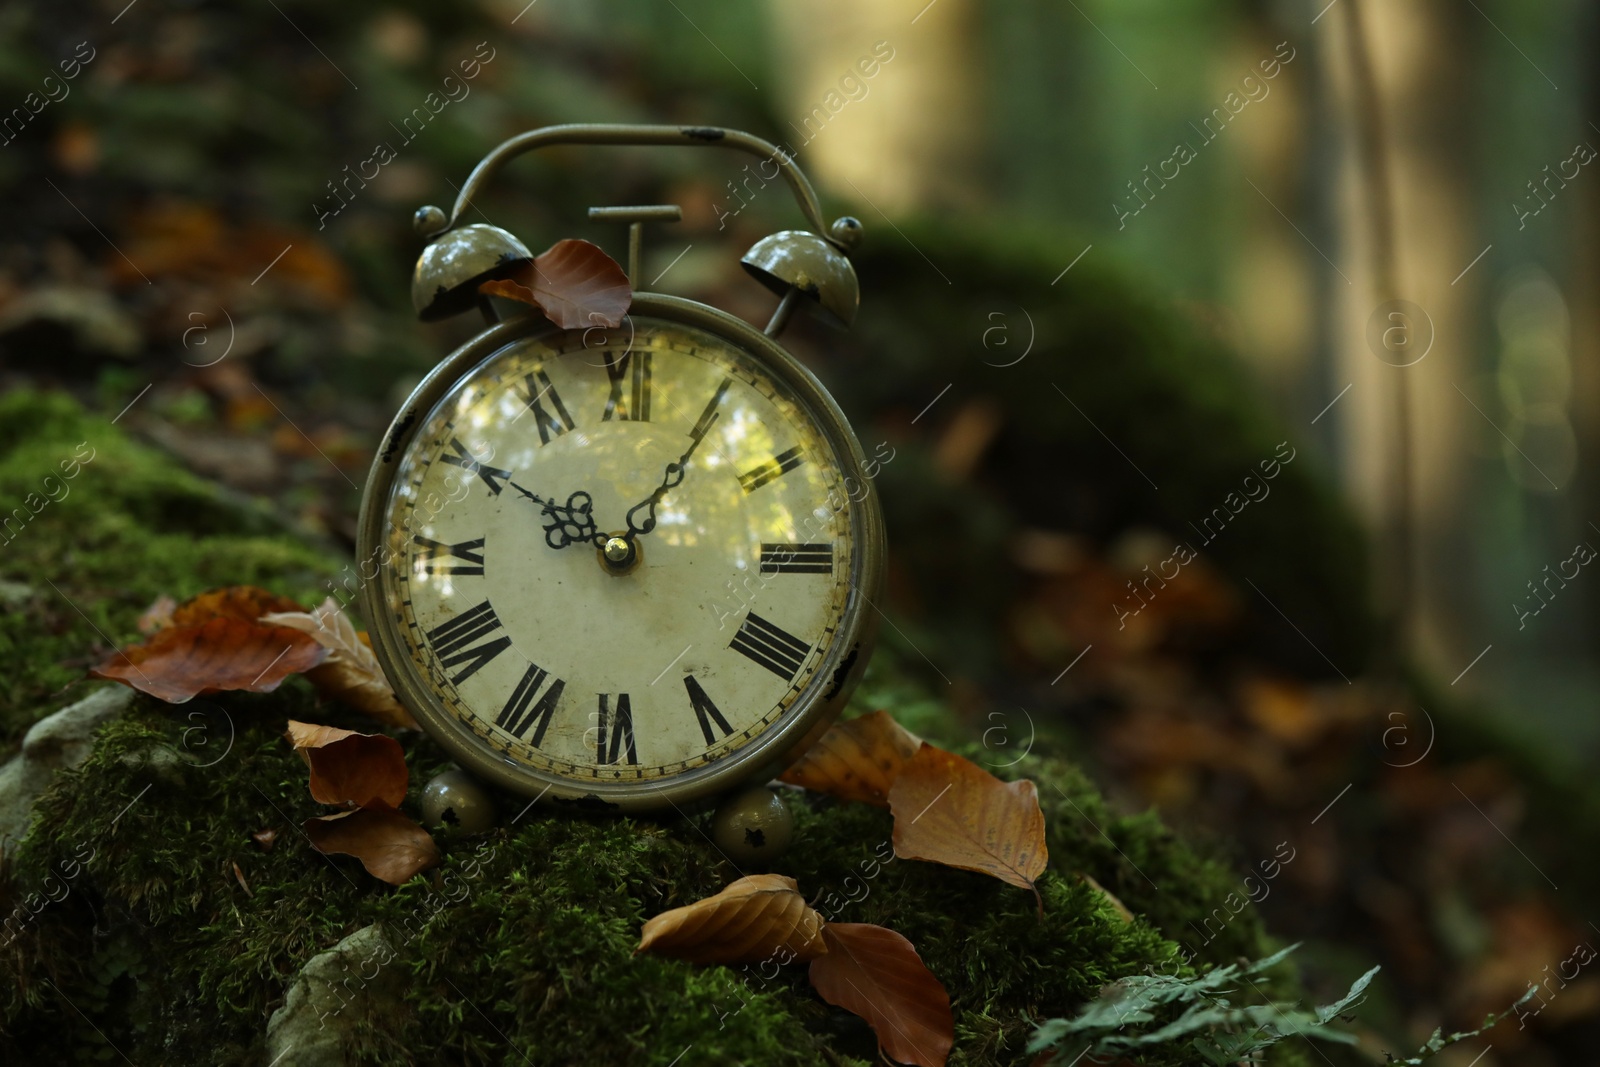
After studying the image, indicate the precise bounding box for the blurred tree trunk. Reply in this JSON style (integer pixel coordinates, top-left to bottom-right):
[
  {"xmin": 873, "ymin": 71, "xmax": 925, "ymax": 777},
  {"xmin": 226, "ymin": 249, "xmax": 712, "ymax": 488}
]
[
  {"xmin": 764, "ymin": 0, "xmax": 980, "ymax": 215},
  {"xmin": 1322, "ymin": 0, "xmax": 1474, "ymax": 671}
]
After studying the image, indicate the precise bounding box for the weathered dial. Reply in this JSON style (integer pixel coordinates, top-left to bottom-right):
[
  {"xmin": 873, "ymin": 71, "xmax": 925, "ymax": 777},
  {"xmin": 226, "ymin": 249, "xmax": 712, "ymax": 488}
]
[{"xmin": 373, "ymin": 315, "xmax": 860, "ymax": 795}]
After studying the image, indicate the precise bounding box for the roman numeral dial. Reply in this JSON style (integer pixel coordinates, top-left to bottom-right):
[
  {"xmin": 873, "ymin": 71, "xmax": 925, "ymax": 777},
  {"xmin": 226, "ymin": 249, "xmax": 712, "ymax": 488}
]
[
  {"xmin": 414, "ymin": 535, "xmax": 485, "ymax": 575},
  {"xmin": 496, "ymin": 662, "xmax": 565, "ymax": 746},
  {"xmin": 384, "ymin": 320, "xmax": 859, "ymax": 791},
  {"xmin": 602, "ymin": 351, "xmax": 652, "ymax": 422},
  {"xmin": 518, "ymin": 368, "xmax": 576, "ymax": 444},
  {"xmin": 729, "ymin": 612, "xmax": 812, "ymax": 681},
  {"xmin": 425, "ymin": 600, "xmax": 512, "ymax": 685},
  {"xmin": 760, "ymin": 543, "xmax": 834, "ymax": 575},
  {"xmin": 441, "ymin": 437, "xmax": 511, "ymax": 495},
  {"xmin": 595, "ymin": 693, "xmax": 638, "ymax": 765},
  {"xmin": 684, "ymin": 675, "xmax": 733, "ymax": 746},
  {"xmin": 739, "ymin": 445, "xmax": 805, "ymax": 494}
]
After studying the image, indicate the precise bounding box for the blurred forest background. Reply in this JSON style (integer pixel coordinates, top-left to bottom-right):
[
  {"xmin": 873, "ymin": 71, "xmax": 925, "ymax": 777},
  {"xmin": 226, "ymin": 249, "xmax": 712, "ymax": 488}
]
[{"xmin": 2, "ymin": 0, "xmax": 1598, "ymax": 1063}]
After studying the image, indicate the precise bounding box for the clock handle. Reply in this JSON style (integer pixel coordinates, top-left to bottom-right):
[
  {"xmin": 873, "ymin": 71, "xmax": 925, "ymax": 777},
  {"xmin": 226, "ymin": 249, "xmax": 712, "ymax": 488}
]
[{"xmin": 431, "ymin": 123, "xmax": 833, "ymax": 242}]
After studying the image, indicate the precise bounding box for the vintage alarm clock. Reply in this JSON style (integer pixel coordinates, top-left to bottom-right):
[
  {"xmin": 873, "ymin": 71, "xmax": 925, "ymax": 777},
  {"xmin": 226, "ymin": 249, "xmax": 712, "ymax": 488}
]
[{"xmin": 358, "ymin": 124, "xmax": 885, "ymax": 814}]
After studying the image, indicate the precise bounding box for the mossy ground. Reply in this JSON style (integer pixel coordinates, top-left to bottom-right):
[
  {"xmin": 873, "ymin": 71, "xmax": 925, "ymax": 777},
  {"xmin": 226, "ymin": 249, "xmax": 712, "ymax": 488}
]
[
  {"xmin": 0, "ymin": 391, "xmax": 1308, "ymax": 1065},
  {"xmin": 0, "ymin": 389, "xmax": 336, "ymax": 749}
]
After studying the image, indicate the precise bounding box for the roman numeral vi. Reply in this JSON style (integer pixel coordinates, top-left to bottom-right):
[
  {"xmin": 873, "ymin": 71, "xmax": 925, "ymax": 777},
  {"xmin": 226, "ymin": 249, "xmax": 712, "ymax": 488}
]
[{"xmin": 595, "ymin": 693, "xmax": 638, "ymax": 765}]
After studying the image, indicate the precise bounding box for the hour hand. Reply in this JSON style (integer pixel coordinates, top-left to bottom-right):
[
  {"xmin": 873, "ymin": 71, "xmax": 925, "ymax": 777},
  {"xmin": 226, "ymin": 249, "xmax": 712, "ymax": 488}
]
[{"xmin": 509, "ymin": 481, "xmax": 602, "ymax": 550}]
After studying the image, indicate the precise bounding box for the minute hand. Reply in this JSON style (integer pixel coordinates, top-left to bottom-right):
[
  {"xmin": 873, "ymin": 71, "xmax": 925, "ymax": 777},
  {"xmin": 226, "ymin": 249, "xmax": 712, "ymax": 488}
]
[{"xmin": 623, "ymin": 412, "xmax": 720, "ymax": 541}]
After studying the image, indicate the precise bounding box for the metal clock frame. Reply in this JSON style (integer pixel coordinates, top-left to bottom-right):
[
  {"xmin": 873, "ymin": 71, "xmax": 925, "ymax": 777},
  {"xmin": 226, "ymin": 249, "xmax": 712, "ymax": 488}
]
[{"xmin": 358, "ymin": 292, "xmax": 886, "ymax": 814}]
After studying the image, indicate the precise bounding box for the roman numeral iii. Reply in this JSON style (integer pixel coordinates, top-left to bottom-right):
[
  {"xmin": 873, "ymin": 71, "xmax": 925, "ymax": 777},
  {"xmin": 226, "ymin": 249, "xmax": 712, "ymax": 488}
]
[
  {"xmin": 683, "ymin": 675, "xmax": 733, "ymax": 746},
  {"xmin": 440, "ymin": 437, "xmax": 511, "ymax": 495},
  {"xmin": 729, "ymin": 612, "xmax": 811, "ymax": 681},
  {"xmin": 496, "ymin": 662, "xmax": 565, "ymax": 747},
  {"xmin": 759, "ymin": 542, "xmax": 833, "ymax": 575},
  {"xmin": 413, "ymin": 535, "xmax": 486, "ymax": 576},
  {"xmin": 425, "ymin": 600, "xmax": 512, "ymax": 685},
  {"xmin": 602, "ymin": 351, "xmax": 652, "ymax": 422},
  {"xmin": 595, "ymin": 693, "xmax": 638, "ymax": 765},
  {"xmin": 739, "ymin": 445, "xmax": 805, "ymax": 494},
  {"xmin": 519, "ymin": 368, "xmax": 576, "ymax": 445}
]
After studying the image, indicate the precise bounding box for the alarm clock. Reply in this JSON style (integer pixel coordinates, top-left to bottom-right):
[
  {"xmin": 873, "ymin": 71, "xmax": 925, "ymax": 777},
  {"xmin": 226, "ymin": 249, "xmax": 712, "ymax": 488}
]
[{"xmin": 357, "ymin": 124, "xmax": 885, "ymax": 814}]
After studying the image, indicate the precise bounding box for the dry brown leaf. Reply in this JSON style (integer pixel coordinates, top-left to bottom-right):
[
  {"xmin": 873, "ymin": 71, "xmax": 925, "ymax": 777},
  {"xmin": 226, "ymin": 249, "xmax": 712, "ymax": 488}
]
[
  {"xmin": 778, "ymin": 710, "xmax": 922, "ymax": 807},
  {"xmin": 285, "ymin": 719, "xmax": 407, "ymax": 809},
  {"xmin": 262, "ymin": 599, "xmax": 417, "ymax": 729},
  {"xmin": 303, "ymin": 803, "xmax": 440, "ymax": 885},
  {"xmin": 92, "ymin": 586, "xmax": 328, "ymax": 702},
  {"xmin": 170, "ymin": 585, "xmax": 308, "ymax": 626},
  {"xmin": 808, "ymin": 923, "xmax": 953, "ymax": 1067},
  {"xmin": 479, "ymin": 238, "xmax": 631, "ymax": 329},
  {"xmin": 635, "ymin": 874, "xmax": 827, "ymax": 965},
  {"xmin": 91, "ymin": 615, "xmax": 326, "ymax": 703},
  {"xmin": 889, "ymin": 743, "xmax": 1048, "ymax": 908}
]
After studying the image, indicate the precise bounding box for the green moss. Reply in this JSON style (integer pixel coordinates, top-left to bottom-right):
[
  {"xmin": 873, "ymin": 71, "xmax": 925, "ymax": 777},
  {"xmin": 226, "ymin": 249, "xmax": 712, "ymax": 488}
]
[
  {"xmin": 0, "ymin": 388, "xmax": 1310, "ymax": 1064},
  {"xmin": 0, "ymin": 390, "xmax": 338, "ymax": 746},
  {"xmin": 1, "ymin": 670, "xmax": 1307, "ymax": 1065}
]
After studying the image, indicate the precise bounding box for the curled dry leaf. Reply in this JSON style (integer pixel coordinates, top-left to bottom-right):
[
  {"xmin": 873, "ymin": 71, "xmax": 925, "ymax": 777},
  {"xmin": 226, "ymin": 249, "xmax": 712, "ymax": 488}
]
[
  {"xmin": 304, "ymin": 803, "xmax": 440, "ymax": 885},
  {"xmin": 778, "ymin": 710, "xmax": 921, "ymax": 807},
  {"xmin": 479, "ymin": 238, "xmax": 632, "ymax": 329},
  {"xmin": 889, "ymin": 743, "xmax": 1048, "ymax": 909},
  {"xmin": 285, "ymin": 720, "xmax": 407, "ymax": 809},
  {"xmin": 808, "ymin": 923, "xmax": 953, "ymax": 1067},
  {"xmin": 92, "ymin": 585, "xmax": 327, "ymax": 703},
  {"xmin": 262, "ymin": 598, "xmax": 418, "ymax": 729},
  {"xmin": 636, "ymin": 874, "xmax": 827, "ymax": 965}
]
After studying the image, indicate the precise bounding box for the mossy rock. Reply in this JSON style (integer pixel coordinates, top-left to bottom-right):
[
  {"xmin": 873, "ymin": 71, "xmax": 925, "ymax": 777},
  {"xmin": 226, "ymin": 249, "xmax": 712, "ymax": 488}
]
[{"xmin": 0, "ymin": 392, "xmax": 1312, "ymax": 1064}]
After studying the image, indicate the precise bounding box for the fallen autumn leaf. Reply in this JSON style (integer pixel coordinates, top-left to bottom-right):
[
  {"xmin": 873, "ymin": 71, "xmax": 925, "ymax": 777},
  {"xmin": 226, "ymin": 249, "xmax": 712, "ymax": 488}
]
[
  {"xmin": 888, "ymin": 743, "xmax": 1048, "ymax": 910},
  {"xmin": 285, "ymin": 719, "xmax": 408, "ymax": 809},
  {"xmin": 304, "ymin": 803, "xmax": 440, "ymax": 885},
  {"xmin": 808, "ymin": 923, "xmax": 953, "ymax": 1067},
  {"xmin": 636, "ymin": 873, "xmax": 827, "ymax": 965},
  {"xmin": 91, "ymin": 585, "xmax": 329, "ymax": 703},
  {"xmin": 778, "ymin": 709, "xmax": 922, "ymax": 807},
  {"xmin": 262, "ymin": 598, "xmax": 417, "ymax": 729}
]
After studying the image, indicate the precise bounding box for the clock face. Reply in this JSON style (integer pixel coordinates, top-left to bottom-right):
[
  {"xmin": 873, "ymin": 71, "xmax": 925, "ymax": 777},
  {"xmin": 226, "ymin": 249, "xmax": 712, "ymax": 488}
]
[{"xmin": 369, "ymin": 312, "xmax": 871, "ymax": 803}]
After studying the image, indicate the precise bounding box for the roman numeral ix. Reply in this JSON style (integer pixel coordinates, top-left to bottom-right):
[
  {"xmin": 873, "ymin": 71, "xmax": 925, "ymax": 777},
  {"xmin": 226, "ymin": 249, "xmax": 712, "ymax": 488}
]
[
  {"xmin": 684, "ymin": 675, "xmax": 733, "ymax": 746},
  {"xmin": 425, "ymin": 600, "xmax": 512, "ymax": 685},
  {"xmin": 413, "ymin": 535, "xmax": 485, "ymax": 576},
  {"xmin": 759, "ymin": 542, "xmax": 834, "ymax": 576},
  {"xmin": 441, "ymin": 437, "xmax": 511, "ymax": 495},
  {"xmin": 729, "ymin": 612, "xmax": 811, "ymax": 681},
  {"xmin": 739, "ymin": 445, "xmax": 805, "ymax": 494},
  {"xmin": 595, "ymin": 693, "xmax": 638, "ymax": 765},
  {"xmin": 496, "ymin": 662, "xmax": 565, "ymax": 747}
]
